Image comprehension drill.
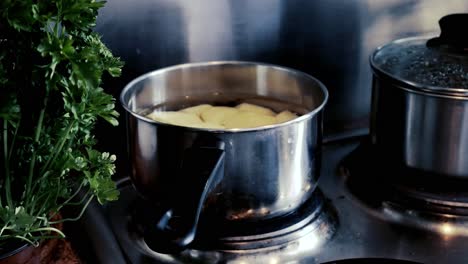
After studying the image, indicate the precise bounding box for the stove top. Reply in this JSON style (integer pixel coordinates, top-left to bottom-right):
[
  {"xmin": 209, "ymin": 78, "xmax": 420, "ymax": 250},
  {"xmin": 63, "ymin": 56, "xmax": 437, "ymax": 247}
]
[
  {"xmin": 107, "ymin": 183, "xmax": 337, "ymax": 263},
  {"xmin": 71, "ymin": 136, "xmax": 468, "ymax": 263},
  {"xmin": 125, "ymin": 183, "xmax": 337, "ymax": 250}
]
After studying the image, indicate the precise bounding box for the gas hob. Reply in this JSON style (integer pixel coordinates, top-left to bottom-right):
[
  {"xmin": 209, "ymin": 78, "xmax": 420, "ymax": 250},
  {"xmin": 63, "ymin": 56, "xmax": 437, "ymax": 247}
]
[{"xmin": 70, "ymin": 137, "xmax": 468, "ymax": 263}]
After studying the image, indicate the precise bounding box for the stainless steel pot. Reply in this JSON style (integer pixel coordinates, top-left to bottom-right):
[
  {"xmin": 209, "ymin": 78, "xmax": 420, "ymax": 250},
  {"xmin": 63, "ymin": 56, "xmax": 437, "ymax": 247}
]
[
  {"xmin": 370, "ymin": 14, "xmax": 468, "ymax": 178},
  {"xmin": 120, "ymin": 61, "xmax": 328, "ymax": 251}
]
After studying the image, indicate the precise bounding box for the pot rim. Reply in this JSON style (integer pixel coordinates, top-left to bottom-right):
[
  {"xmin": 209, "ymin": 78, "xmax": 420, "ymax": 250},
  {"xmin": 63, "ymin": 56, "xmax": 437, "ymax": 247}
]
[
  {"xmin": 370, "ymin": 36, "xmax": 468, "ymax": 97},
  {"xmin": 372, "ymin": 72, "xmax": 468, "ymax": 100},
  {"xmin": 120, "ymin": 60, "xmax": 328, "ymax": 133}
]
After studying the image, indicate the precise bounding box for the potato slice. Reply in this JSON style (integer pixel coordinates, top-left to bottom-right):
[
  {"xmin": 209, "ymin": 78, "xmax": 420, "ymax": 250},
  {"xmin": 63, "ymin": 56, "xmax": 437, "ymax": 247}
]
[
  {"xmin": 148, "ymin": 103, "xmax": 297, "ymax": 129},
  {"xmin": 200, "ymin": 106, "xmax": 239, "ymax": 125},
  {"xmin": 236, "ymin": 103, "xmax": 275, "ymax": 116},
  {"xmin": 276, "ymin": 110, "xmax": 298, "ymax": 123},
  {"xmin": 189, "ymin": 122, "xmax": 225, "ymax": 129},
  {"xmin": 180, "ymin": 104, "xmax": 213, "ymax": 116},
  {"xmin": 147, "ymin": 111, "xmax": 203, "ymax": 127},
  {"xmin": 224, "ymin": 112, "xmax": 277, "ymax": 129}
]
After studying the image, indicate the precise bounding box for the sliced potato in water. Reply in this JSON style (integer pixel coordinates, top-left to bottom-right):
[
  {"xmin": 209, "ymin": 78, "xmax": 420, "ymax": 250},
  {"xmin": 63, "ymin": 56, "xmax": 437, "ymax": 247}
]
[
  {"xmin": 276, "ymin": 110, "xmax": 298, "ymax": 123},
  {"xmin": 147, "ymin": 111, "xmax": 203, "ymax": 127},
  {"xmin": 189, "ymin": 122, "xmax": 225, "ymax": 129},
  {"xmin": 180, "ymin": 104, "xmax": 213, "ymax": 116},
  {"xmin": 148, "ymin": 102, "xmax": 299, "ymax": 129},
  {"xmin": 224, "ymin": 111, "xmax": 277, "ymax": 129},
  {"xmin": 200, "ymin": 106, "xmax": 239, "ymax": 125},
  {"xmin": 236, "ymin": 103, "xmax": 275, "ymax": 116}
]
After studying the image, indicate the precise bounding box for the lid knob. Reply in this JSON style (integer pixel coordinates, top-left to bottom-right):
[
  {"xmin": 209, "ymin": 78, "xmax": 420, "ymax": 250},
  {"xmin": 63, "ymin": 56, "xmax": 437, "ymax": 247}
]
[{"xmin": 427, "ymin": 13, "xmax": 468, "ymax": 53}]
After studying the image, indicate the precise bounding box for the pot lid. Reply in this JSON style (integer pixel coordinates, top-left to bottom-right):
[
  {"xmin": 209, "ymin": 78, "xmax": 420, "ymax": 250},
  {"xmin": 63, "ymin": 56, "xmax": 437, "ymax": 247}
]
[{"xmin": 370, "ymin": 14, "xmax": 468, "ymax": 95}]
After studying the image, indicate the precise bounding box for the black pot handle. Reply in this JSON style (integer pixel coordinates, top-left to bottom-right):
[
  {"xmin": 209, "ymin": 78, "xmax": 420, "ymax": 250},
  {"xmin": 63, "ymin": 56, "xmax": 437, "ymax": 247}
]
[
  {"xmin": 143, "ymin": 143, "xmax": 225, "ymax": 253},
  {"xmin": 427, "ymin": 13, "xmax": 468, "ymax": 53}
]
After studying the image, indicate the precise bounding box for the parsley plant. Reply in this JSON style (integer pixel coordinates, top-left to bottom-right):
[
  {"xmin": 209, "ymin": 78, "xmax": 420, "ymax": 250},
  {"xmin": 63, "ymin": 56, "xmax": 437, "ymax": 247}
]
[{"xmin": 0, "ymin": 0, "xmax": 122, "ymax": 247}]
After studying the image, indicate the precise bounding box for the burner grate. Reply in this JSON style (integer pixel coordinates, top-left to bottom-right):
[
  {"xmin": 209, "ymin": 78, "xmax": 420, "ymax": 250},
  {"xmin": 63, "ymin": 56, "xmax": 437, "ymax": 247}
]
[
  {"xmin": 105, "ymin": 178, "xmax": 337, "ymax": 262},
  {"xmin": 341, "ymin": 140, "xmax": 468, "ymax": 236}
]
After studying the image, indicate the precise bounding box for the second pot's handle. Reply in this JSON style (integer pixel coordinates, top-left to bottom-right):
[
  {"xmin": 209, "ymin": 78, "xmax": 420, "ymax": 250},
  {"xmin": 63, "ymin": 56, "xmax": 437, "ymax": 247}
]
[{"xmin": 144, "ymin": 145, "xmax": 225, "ymax": 253}]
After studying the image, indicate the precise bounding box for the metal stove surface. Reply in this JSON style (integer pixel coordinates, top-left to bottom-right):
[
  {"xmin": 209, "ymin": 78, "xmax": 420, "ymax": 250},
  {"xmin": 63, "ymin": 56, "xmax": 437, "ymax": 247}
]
[
  {"xmin": 106, "ymin": 178, "xmax": 338, "ymax": 263},
  {"xmin": 74, "ymin": 137, "xmax": 468, "ymax": 263}
]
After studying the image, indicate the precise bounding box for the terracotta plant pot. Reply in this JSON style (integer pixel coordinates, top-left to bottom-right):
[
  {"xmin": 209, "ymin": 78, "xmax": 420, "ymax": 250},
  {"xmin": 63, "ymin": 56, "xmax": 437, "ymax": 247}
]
[
  {"xmin": 0, "ymin": 235, "xmax": 74, "ymax": 264},
  {"xmin": 0, "ymin": 214, "xmax": 77, "ymax": 264},
  {"xmin": 0, "ymin": 242, "xmax": 38, "ymax": 264}
]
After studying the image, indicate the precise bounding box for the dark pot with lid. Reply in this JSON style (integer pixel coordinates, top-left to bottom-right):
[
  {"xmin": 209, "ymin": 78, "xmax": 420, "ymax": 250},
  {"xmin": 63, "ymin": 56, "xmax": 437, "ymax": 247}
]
[
  {"xmin": 120, "ymin": 61, "xmax": 328, "ymax": 252},
  {"xmin": 370, "ymin": 14, "xmax": 468, "ymax": 177}
]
